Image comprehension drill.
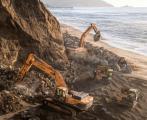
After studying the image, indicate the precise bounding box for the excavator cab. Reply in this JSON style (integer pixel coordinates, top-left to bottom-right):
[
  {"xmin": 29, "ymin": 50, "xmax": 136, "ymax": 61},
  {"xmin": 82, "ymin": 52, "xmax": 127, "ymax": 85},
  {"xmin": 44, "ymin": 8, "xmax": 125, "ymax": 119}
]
[
  {"xmin": 94, "ymin": 65, "xmax": 113, "ymax": 82},
  {"xmin": 55, "ymin": 87, "xmax": 68, "ymax": 101}
]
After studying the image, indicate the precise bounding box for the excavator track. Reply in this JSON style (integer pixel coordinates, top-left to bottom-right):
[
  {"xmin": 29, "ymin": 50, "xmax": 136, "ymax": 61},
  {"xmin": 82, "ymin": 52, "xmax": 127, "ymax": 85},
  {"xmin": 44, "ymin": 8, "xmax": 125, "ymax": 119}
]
[{"xmin": 43, "ymin": 98, "xmax": 77, "ymax": 117}]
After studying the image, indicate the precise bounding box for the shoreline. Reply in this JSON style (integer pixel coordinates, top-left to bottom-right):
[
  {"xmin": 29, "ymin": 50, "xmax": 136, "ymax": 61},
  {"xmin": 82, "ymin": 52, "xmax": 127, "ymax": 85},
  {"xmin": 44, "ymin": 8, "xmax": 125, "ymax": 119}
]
[{"xmin": 61, "ymin": 23, "xmax": 147, "ymax": 79}]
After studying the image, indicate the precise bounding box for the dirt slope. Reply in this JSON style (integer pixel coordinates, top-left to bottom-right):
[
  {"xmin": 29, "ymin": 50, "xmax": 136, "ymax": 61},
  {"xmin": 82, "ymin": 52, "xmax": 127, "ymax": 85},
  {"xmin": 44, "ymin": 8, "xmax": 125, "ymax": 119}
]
[{"xmin": 0, "ymin": 0, "xmax": 68, "ymax": 69}]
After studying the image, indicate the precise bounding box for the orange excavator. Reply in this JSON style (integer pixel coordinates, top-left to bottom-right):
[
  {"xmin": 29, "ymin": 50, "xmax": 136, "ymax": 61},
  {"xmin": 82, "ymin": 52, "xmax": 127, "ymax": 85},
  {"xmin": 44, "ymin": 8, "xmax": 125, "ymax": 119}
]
[
  {"xmin": 18, "ymin": 53, "xmax": 93, "ymax": 116},
  {"xmin": 79, "ymin": 23, "xmax": 100, "ymax": 48},
  {"xmin": 66, "ymin": 23, "xmax": 100, "ymax": 59}
]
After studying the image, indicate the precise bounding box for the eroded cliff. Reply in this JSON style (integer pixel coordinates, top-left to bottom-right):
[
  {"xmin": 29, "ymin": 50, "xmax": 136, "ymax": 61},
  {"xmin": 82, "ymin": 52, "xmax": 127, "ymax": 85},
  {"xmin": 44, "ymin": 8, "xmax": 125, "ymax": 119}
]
[{"xmin": 0, "ymin": 0, "xmax": 68, "ymax": 69}]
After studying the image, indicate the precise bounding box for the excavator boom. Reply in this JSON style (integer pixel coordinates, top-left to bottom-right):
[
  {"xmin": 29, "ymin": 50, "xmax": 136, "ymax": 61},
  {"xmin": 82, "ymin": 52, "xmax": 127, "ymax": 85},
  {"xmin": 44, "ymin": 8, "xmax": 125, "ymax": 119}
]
[
  {"xmin": 18, "ymin": 53, "xmax": 67, "ymax": 88},
  {"xmin": 79, "ymin": 23, "xmax": 100, "ymax": 47}
]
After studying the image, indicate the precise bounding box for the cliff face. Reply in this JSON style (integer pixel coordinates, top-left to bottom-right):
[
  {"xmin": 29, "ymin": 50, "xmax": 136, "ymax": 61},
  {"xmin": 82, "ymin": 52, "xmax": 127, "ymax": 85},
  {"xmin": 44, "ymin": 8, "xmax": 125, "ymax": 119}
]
[{"xmin": 0, "ymin": 0, "xmax": 68, "ymax": 69}]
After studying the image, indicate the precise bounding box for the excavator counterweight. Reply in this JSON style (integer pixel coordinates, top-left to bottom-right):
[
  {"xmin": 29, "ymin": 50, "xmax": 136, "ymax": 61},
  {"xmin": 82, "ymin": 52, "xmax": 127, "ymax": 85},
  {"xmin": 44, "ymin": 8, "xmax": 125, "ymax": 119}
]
[{"xmin": 18, "ymin": 53, "xmax": 93, "ymax": 116}]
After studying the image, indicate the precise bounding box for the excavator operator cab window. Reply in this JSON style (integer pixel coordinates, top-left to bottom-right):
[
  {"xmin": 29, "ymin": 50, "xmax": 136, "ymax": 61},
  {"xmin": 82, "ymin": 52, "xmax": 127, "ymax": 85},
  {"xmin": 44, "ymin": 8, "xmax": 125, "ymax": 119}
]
[{"xmin": 55, "ymin": 87, "xmax": 68, "ymax": 101}]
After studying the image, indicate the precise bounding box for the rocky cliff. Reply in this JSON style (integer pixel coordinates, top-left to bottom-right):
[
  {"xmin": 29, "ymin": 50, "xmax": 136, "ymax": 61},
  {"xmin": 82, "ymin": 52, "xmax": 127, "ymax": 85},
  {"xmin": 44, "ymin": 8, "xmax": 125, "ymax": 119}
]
[{"xmin": 0, "ymin": 0, "xmax": 68, "ymax": 69}]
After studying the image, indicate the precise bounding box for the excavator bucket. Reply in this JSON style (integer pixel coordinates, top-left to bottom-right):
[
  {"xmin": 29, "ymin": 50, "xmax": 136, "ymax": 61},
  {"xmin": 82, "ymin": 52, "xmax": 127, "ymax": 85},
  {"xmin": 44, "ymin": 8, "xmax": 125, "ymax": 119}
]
[{"xmin": 94, "ymin": 31, "xmax": 101, "ymax": 41}]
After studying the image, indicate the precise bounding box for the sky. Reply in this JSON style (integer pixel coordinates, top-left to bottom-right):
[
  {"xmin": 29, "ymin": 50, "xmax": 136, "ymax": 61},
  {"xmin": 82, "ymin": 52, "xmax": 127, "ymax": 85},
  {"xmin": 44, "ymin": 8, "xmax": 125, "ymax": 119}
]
[{"xmin": 104, "ymin": 0, "xmax": 147, "ymax": 7}]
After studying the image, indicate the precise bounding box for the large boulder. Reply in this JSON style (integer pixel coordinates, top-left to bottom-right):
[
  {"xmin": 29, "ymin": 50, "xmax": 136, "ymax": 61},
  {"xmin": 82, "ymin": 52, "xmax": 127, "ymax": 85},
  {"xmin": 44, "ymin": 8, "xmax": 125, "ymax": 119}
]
[{"xmin": 0, "ymin": 0, "xmax": 68, "ymax": 69}]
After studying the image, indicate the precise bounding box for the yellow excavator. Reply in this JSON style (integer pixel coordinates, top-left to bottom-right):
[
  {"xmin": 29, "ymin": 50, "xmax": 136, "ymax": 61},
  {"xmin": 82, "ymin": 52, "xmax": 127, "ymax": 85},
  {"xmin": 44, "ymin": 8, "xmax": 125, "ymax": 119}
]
[
  {"xmin": 17, "ymin": 53, "xmax": 93, "ymax": 116},
  {"xmin": 94, "ymin": 65, "xmax": 113, "ymax": 81}
]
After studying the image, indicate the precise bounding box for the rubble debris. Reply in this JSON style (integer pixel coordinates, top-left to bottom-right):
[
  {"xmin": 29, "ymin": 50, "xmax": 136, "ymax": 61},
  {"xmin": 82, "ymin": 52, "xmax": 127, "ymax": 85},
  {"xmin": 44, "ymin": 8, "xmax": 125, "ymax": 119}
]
[
  {"xmin": 14, "ymin": 70, "xmax": 56, "ymax": 104},
  {"xmin": 64, "ymin": 32, "xmax": 80, "ymax": 49},
  {"xmin": 8, "ymin": 74, "xmax": 147, "ymax": 120},
  {"xmin": 0, "ymin": 90, "xmax": 23, "ymax": 115},
  {"xmin": 0, "ymin": 68, "xmax": 18, "ymax": 91},
  {"xmin": 12, "ymin": 85, "xmax": 34, "ymax": 101},
  {"xmin": 63, "ymin": 32, "xmax": 132, "ymax": 74}
]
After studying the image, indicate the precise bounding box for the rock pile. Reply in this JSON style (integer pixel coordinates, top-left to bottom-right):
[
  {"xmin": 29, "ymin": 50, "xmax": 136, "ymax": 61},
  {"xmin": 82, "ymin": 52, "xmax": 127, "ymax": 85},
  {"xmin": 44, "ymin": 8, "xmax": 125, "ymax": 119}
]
[
  {"xmin": 85, "ymin": 43, "xmax": 132, "ymax": 73},
  {"xmin": 0, "ymin": 90, "xmax": 23, "ymax": 115},
  {"xmin": 0, "ymin": 68, "xmax": 18, "ymax": 91},
  {"xmin": 8, "ymin": 72, "xmax": 147, "ymax": 120},
  {"xmin": 64, "ymin": 32, "xmax": 80, "ymax": 48}
]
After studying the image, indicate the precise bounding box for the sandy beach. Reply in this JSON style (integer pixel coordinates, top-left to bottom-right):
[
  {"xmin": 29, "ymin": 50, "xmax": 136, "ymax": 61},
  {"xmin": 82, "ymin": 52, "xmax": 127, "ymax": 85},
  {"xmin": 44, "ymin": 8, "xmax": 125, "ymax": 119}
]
[{"xmin": 61, "ymin": 23, "xmax": 147, "ymax": 80}]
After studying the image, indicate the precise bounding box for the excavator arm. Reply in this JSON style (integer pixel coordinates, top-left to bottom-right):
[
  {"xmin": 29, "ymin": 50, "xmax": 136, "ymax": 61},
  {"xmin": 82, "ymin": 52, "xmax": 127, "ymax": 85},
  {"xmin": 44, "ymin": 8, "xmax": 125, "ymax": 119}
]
[
  {"xmin": 79, "ymin": 23, "xmax": 100, "ymax": 47},
  {"xmin": 18, "ymin": 53, "xmax": 67, "ymax": 88}
]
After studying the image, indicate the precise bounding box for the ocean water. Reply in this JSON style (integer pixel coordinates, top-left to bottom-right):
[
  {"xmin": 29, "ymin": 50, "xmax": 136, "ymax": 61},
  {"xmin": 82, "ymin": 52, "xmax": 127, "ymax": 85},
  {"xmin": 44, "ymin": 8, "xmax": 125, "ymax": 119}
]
[{"xmin": 46, "ymin": 6, "xmax": 147, "ymax": 56}]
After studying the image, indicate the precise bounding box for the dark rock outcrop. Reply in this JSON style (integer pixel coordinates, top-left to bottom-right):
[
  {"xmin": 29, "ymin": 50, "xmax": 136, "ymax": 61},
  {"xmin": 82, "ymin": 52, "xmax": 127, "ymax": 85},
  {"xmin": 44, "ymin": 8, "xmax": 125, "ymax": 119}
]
[{"xmin": 0, "ymin": 0, "xmax": 68, "ymax": 69}]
